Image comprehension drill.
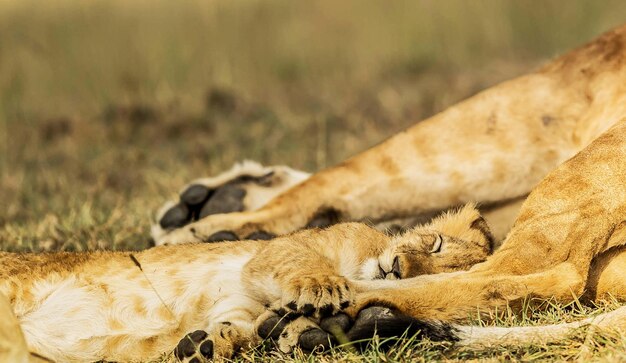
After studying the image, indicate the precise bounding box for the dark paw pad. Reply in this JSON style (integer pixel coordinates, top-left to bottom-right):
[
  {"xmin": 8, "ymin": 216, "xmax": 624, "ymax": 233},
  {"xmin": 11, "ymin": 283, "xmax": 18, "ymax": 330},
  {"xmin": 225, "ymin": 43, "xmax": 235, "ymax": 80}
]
[
  {"xmin": 159, "ymin": 178, "xmax": 252, "ymax": 234},
  {"xmin": 273, "ymin": 306, "xmax": 301, "ymax": 320},
  {"xmin": 257, "ymin": 316, "xmax": 291, "ymax": 340},
  {"xmin": 285, "ymin": 301, "xmax": 298, "ymax": 311},
  {"xmin": 199, "ymin": 185, "xmax": 246, "ymax": 218},
  {"xmin": 205, "ymin": 230, "xmax": 239, "ymax": 242},
  {"xmin": 199, "ymin": 340, "xmax": 214, "ymax": 358},
  {"xmin": 181, "ymin": 184, "xmax": 213, "ymax": 206},
  {"xmin": 174, "ymin": 330, "xmax": 214, "ymax": 361},
  {"xmin": 320, "ymin": 313, "xmax": 352, "ymax": 334},
  {"xmin": 301, "ymin": 303, "xmax": 315, "ymax": 316},
  {"xmin": 298, "ymin": 328, "xmax": 336, "ymax": 351},
  {"xmin": 160, "ymin": 203, "xmax": 190, "ymax": 229}
]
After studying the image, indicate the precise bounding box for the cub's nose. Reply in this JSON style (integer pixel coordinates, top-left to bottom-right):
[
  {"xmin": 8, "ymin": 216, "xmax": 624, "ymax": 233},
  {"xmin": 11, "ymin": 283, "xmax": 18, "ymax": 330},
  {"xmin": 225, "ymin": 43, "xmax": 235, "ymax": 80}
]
[{"xmin": 378, "ymin": 256, "xmax": 402, "ymax": 280}]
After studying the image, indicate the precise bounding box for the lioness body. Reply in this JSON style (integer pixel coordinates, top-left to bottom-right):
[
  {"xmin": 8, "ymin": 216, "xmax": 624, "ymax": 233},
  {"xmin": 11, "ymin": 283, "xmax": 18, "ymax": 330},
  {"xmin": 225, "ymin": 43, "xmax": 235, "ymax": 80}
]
[
  {"xmin": 340, "ymin": 118, "xmax": 626, "ymax": 348},
  {"xmin": 149, "ymin": 25, "xmax": 626, "ymax": 350},
  {"xmin": 2, "ymin": 243, "xmax": 264, "ymax": 361},
  {"xmin": 8, "ymin": 22, "xmax": 626, "ymax": 361},
  {"xmin": 257, "ymin": 119, "xmax": 626, "ymax": 353}
]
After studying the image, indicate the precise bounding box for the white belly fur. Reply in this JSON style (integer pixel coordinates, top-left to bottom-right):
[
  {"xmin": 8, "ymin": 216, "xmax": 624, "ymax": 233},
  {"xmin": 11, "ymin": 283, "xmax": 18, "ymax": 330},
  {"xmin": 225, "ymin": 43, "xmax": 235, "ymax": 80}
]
[{"xmin": 15, "ymin": 252, "xmax": 260, "ymax": 362}]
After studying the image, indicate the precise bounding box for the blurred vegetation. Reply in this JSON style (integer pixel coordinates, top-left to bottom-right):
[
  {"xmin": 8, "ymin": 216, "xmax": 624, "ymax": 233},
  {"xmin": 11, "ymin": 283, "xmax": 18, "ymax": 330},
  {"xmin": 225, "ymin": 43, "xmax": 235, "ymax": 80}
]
[
  {"xmin": 2, "ymin": 0, "xmax": 626, "ymax": 252},
  {"xmin": 0, "ymin": 0, "xmax": 626, "ymax": 250},
  {"xmin": 2, "ymin": 1, "xmax": 626, "ymax": 361},
  {"xmin": 1, "ymin": 0, "xmax": 625, "ymax": 250}
]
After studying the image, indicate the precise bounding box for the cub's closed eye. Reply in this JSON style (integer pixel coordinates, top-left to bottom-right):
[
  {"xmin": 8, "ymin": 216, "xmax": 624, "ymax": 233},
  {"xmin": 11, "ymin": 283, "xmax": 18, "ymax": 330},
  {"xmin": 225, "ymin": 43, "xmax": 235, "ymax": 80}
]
[{"xmin": 429, "ymin": 235, "xmax": 443, "ymax": 253}]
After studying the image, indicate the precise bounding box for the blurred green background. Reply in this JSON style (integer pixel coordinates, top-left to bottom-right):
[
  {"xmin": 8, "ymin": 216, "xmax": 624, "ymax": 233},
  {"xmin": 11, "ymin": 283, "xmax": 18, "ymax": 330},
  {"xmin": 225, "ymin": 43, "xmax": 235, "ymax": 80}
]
[{"xmin": 1, "ymin": 0, "xmax": 625, "ymax": 251}]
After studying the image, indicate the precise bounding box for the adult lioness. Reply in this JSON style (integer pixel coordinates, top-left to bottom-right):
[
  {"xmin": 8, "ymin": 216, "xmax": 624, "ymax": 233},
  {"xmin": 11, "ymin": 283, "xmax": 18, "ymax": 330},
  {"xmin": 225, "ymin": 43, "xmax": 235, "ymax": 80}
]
[
  {"xmin": 263, "ymin": 118, "xmax": 626, "ymax": 352},
  {"xmin": 1, "ymin": 205, "xmax": 491, "ymax": 362},
  {"xmin": 156, "ymin": 25, "xmax": 626, "ymax": 246}
]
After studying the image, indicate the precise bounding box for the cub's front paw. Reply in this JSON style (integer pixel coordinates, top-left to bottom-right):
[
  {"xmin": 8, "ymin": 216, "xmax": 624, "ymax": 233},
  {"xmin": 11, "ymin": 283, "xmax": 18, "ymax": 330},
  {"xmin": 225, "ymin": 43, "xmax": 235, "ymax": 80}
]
[
  {"xmin": 281, "ymin": 275, "xmax": 354, "ymax": 318},
  {"xmin": 174, "ymin": 330, "xmax": 214, "ymax": 363}
]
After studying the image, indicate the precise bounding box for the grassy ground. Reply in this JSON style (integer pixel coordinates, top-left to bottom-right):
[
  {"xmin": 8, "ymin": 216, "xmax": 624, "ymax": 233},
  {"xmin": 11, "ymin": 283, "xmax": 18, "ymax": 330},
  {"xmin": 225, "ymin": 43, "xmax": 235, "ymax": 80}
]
[{"xmin": 2, "ymin": 1, "xmax": 626, "ymax": 361}]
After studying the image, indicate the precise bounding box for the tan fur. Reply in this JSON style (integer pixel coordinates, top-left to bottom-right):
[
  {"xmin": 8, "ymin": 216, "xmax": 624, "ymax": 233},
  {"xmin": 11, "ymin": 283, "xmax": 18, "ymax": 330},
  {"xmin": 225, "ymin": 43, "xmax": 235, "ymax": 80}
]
[
  {"xmin": 158, "ymin": 25, "xmax": 626, "ymax": 246},
  {"xmin": 154, "ymin": 24, "xmax": 626, "ymax": 349},
  {"xmin": 0, "ymin": 292, "xmax": 30, "ymax": 363},
  {"xmin": 342, "ymin": 119, "xmax": 626, "ymax": 346},
  {"xmin": 376, "ymin": 204, "xmax": 492, "ymax": 278},
  {"xmin": 2, "ymin": 207, "xmax": 488, "ymax": 362},
  {"xmin": 14, "ymin": 23, "xmax": 626, "ymax": 358}
]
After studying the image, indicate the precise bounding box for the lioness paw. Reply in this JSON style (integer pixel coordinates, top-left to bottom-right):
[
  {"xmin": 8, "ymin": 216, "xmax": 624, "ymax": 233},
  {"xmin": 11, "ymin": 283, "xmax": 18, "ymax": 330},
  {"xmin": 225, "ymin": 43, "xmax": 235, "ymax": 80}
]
[
  {"xmin": 256, "ymin": 311, "xmax": 352, "ymax": 353},
  {"xmin": 174, "ymin": 330, "xmax": 214, "ymax": 363},
  {"xmin": 152, "ymin": 162, "xmax": 310, "ymax": 246},
  {"xmin": 157, "ymin": 212, "xmax": 273, "ymax": 245},
  {"xmin": 281, "ymin": 275, "xmax": 353, "ymax": 318},
  {"xmin": 174, "ymin": 322, "xmax": 249, "ymax": 362},
  {"xmin": 256, "ymin": 311, "xmax": 340, "ymax": 354}
]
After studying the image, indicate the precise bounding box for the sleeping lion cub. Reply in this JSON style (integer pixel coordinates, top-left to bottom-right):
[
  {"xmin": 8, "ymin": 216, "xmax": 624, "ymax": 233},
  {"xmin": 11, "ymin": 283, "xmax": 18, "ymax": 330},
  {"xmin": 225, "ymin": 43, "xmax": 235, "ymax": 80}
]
[{"xmin": 1, "ymin": 204, "xmax": 491, "ymax": 362}]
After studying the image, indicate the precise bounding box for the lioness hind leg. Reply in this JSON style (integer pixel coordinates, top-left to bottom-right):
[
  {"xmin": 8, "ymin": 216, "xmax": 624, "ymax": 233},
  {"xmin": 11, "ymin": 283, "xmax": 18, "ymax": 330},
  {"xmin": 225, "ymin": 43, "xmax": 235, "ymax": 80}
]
[{"xmin": 153, "ymin": 161, "xmax": 309, "ymax": 245}]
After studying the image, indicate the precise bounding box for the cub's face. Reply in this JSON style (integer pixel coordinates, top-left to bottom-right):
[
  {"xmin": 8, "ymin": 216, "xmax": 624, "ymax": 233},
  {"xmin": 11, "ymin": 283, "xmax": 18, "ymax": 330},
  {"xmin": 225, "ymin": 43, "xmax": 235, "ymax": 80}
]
[
  {"xmin": 359, "ymin": 204, "xmax": 494, "ymax": 280},
  {"xmin": 361, "ymin": 229, "xmax": 491, "ymax": 280}
]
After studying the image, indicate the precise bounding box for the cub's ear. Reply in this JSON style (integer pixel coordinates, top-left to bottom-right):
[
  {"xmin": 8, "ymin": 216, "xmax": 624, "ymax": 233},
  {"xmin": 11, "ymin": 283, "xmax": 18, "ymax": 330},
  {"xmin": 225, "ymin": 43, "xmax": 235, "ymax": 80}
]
[
  {"xmin": 419, "ymin": 204, "xmax": 494, "ymax": 254},
  {"xmin": 470, "ymin": 216, "xmax": 495, "ymax": 253},
  {"xmin": 606, "ymin": 220, "xmax": 626, "ymax": 250}
]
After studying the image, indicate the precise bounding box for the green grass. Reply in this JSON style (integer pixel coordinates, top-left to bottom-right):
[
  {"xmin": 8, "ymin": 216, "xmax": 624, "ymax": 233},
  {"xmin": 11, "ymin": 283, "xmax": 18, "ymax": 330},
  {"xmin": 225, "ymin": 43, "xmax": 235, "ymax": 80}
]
[
  {"xmin": 226, "ymin": 299, "xmax": 626, "ymax": 362},
  {"xmin": 2, "ymin": 0, "xmax": 626, "ymax": 361}
]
